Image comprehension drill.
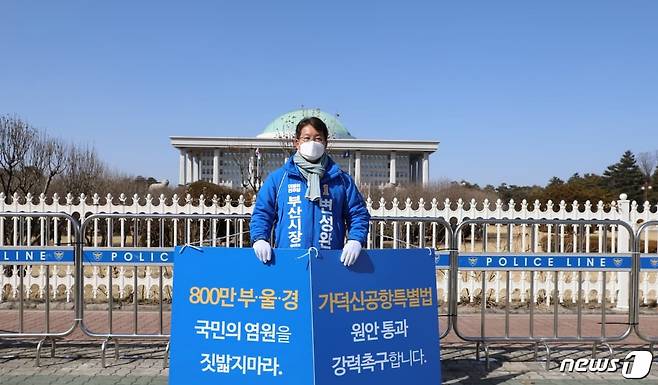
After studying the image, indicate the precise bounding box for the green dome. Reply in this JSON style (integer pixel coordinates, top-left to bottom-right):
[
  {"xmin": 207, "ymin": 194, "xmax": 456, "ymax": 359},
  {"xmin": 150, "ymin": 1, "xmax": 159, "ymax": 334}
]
[{"xmin": 258, "ymin": 108, "xmax": 355, "ymax": 139}]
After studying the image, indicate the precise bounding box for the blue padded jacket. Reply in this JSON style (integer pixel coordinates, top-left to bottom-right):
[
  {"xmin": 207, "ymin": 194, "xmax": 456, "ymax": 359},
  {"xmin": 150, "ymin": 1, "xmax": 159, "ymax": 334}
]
[{"xmin": 250, "ymin": 155, "xmax": 370, "ymax": 249}]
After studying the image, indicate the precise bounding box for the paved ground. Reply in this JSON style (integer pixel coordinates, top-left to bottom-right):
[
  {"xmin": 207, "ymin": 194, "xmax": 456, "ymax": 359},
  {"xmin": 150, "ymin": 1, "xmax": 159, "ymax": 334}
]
[
  {"xmin": 1, "ymin": 310, "xmax": 658, "ymax": 384},
  {"xmin": 1, "ymin": 341, "xmax": 657, "ymax": 384}
]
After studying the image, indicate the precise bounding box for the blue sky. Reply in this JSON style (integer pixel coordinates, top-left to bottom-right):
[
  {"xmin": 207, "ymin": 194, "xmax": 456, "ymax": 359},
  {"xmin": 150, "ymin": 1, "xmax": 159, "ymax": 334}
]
[{"xmin": 1, "ymin": 1, "xmax": 657, "ymax": 187}]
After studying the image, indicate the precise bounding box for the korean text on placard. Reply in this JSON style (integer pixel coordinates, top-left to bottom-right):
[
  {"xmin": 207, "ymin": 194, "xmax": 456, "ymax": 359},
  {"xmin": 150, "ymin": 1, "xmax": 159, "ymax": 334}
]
[
  {"xmin": 194, "ymin": 320, "xmax": 292, "ymax": 344},
  {"xmin": 200, "ymin": 353, "xmax": 282, "ymax": 377},
  {"xmin": 188, "ymin": 287, "xmax": 299, "ymax": 310},
  {"xmin": 317, "ymin": 287, "xmax": 433, "ymax": 313},
  {"xmin": 331, "ymin": 349, "xmax": 426, "ymax": 376}
]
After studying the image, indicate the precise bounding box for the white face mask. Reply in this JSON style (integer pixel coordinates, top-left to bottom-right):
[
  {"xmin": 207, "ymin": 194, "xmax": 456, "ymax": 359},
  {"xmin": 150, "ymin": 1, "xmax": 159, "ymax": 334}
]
[{"xmin": 298, "ymin": 141, "xmax": 325, "ymax": 162}]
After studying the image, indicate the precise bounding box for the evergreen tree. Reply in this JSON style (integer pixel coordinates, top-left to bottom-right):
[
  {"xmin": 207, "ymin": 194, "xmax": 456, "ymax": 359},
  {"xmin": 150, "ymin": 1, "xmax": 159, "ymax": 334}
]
[
  {"xmin": 546, "ymin": 176, "xmax": 564, "ymax": 187},
  {"xmin": 602, "ymin": 150, "xmax": 645, "ymax": 202}
]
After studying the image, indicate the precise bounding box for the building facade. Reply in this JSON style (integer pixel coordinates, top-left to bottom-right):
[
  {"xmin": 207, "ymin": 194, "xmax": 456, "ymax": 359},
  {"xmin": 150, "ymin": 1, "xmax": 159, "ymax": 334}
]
[{"xmin": 170, "ymin": 109, "xmax": 439, "ymax": 189}]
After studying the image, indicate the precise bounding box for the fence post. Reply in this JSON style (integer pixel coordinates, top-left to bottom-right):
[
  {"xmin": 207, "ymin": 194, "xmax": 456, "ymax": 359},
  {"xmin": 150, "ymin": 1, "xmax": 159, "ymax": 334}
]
[{"xmin": 616, "ymin": 193, "xmax": 631, "ymax": 310}]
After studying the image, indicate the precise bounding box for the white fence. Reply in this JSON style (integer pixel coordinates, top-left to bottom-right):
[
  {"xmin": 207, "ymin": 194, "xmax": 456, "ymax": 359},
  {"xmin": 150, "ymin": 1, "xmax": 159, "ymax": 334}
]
[{"xmin": 1, "ymin": 191, "xmax": 657, "ymax": 306}]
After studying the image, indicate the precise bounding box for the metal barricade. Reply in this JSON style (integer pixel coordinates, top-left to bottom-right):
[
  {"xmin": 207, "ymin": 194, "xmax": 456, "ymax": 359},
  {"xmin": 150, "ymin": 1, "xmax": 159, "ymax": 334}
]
[
  {"xmin": 634, "ymin": 220, "xmax": 658, "ymax": 355},
  {"xmin": 6, "ymin": 207, "xmax": 656, "ymax": 370},
  {"xmin": 452, "ymin": 219, "xmax": 636, "ymax": 369},
  {"xmin": 0, "ymin": 212, "xmax": 81, "ymax": 365},
  {"xmin": 368, "ymin": 216, "xmax": 455, "ymax": 339},
  {"xmin": 79, "ymin": 213, "xmax": 251, "ymax": 367}
]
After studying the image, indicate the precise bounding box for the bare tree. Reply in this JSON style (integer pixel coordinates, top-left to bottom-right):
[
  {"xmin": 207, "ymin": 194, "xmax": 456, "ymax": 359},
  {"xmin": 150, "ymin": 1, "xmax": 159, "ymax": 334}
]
[
  {"xmin": 15, "ymin": 131, "xmax": 47, "ymax": 195},
  {"xmin": 227, "ymin": 148, "xmax": 261, "ymax": 194},
  {"xmin": 63, "ymin": 146, "xmax": 107, "ymax": 195},
  {"xmin": 0, "ymin": 114, "xmax": 161, "ymax": 200},
  {"xmin": 638, "ymin": 151, "xmax": 657, "ymax": 182},
  {"xmin": 638, "ymin": 151, "xmax": 658, "ymax": 203},
  {"xmin": 0, "ymin": 115, "xmax": 37, "ymax": 196},
  {"xmin": 41, "ymin": 138, "xmax": 69, "ymax": 195}
]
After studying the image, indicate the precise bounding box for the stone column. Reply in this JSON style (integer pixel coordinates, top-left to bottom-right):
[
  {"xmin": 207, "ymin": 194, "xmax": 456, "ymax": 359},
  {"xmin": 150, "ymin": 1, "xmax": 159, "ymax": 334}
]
[
  {"xmin": 389, "ymin": 151, "xmax": 396, "ymax": 185},
  {"xmin": 415, "ymin": 158, "xmax": 420, "ymax": 183},
  {"xmin": 422, "ymin": 153, "xmax": 430, "ymax": 187},
  {"xmin": 249, "ymin": 156, "xmax": 255, "ymax": 187},
  {"xmin": 348, "ymin": 152, "xmax": 353, "ymax": 176},
  {"xmin": 179, "ymin": 149, "xmax": 186, "ymax": 186},
  {"xmin": 213, "ymin": 149, "xmax": 220, "ymax": 185},
  {"xmin": 185, "ymin": 152, "xmax": 193, "ymax": 184},
  {"xmin": 354, "ymin": 151, "xmax": 362, "ymax": 185},
  {"xmin": 409, "ymin": 156, "xmax": 416, "ymax": 183},
  {"xmin": 192, "ymin": 154, "xmax": 200, "ymax": 182}
]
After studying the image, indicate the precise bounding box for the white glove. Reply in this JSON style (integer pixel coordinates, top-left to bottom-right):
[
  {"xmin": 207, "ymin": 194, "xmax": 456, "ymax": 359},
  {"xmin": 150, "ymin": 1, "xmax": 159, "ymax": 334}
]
[
  {"xmin": 253, "ymin": 240, "xmax": 271, "ymax": 263},
  {"xmin": 340, "ymin": 240, "xmax": 362, "ymax": 266}
]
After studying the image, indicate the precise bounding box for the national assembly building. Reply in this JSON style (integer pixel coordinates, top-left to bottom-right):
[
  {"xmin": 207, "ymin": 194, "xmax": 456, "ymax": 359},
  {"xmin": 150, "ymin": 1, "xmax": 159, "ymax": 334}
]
[{"xmin": 170, "ymin": 109, "xmax": 439, "ymax": 190}]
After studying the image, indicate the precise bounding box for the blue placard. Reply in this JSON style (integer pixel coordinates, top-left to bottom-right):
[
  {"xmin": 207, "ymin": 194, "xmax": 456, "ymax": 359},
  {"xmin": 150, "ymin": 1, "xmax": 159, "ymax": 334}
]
[
  {"xmin": 169, "ymin": 247, "xmax": 441, "ymax": 385},
  {"xmin": 640, "ymin": 255, "xmax": 658, "ymax": 270},
  {"xmin": 83, "ymin": 248, "xmax": 174, "ymax": 265},
  {"xmin": 311, "ymin": 248, "xmax": 441, "ymax": 385},
  {"xmin": 169, "ymin": 247, "xmax": 314, "ymax": 384},
  {"xmin": 0, "ymin": 248, "xmax": 74, "ymax": 264},
  {"xmin": 459, "ymin": 254, "xmax": 632, "ymax": 270}
]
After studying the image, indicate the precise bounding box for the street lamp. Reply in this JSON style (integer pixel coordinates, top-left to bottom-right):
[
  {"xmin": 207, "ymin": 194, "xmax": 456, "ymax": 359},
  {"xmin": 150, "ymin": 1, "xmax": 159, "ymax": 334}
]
[{"xmin": 641, "ymin": 183, "xmax": 653, "ymax": 203}]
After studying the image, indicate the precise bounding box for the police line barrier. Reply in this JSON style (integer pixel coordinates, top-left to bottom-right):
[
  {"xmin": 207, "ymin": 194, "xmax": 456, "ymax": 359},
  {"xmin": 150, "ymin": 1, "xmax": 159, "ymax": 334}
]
[
  {"xmin": 452, "ymin": 219, "xmax": 636, "ymax": 370},
  {"xmin": 368, "ymin": 216, "xmax": 455, "ymax": 339},
  {"xmin": 3, "ymin": 211, "xmax": 658, "ymax": 370},
  {"xmin": 78, "ymin": 214, "xmax": 454, "ymax": 367},
  {"xmin": 634, "ymin": 220, "xmax": 658, "ymax": 353},
  {"xmin": 0, "ymin": 212, "xmax": 81, "ymax": 366},
  {"xmin": 78, "ymin": 213, "xmax": 251, "ymax": 367}
]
